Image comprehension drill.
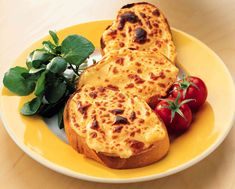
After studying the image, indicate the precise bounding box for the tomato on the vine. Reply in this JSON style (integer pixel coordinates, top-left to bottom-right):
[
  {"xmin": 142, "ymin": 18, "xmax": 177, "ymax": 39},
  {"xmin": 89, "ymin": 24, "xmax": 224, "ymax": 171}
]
[
  {"xmin": 155, "ymin": 94, "xmax": 193, "ymax": 134},
  {"xmin": 171, "ymin": 76, "xmax": 207, "ymax": 110}
]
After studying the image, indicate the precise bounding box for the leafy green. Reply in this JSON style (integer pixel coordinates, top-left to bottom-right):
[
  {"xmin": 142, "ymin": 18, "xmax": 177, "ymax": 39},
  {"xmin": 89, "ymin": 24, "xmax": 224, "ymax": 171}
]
[
  {"xmin": 21, "ymin": 71, "xmax": 41, "ymax": 81},
  {"xmin": 45, "ymin": 74, "xmax": 67, "ymax": 103},
  {"xmin": 38, "ymin": 91, "xmax": 70, "ymax": 118},
  {"xmin": 58, "ymin": 105, "xmax": 65, "ymax": 129},
  {"xmin": 26, "ymin": 51, "xmax": 34, "ymax": 69},
  {"xmin": 29, "ymin": 67, "xmax": 45, "ymax": 74},
  {"xmin": 3, "ymin": 30, "xmax": 95, "ymax": 129},
  {"xmin": 55, "ymin": 46, "xmax": 62, "ymax": 54},
  {"xmin": 46, "ymin": 57, "xmax": 67, "ymax": 74},
  {"xmin": 49, "ymin": 30, "xmax": 59, "ymax": 45},
  {"xmin": 43, "ymin": 41, "xmax": 56, "ymax": 54},
  {"xmin": 34, "ymin": 71, "xmax": 47, "ymax": 96},
  {"xmin": 61, "ymin": 35, "xmax": 95, "ymax": 66},
  {"xmin": 3, "ymin": 66, "xmax": 36, "ymax": 96},
  {"xmin": 21, "ymin": 97, "xmax": 42, "ymax": 115},
  {"xmin": 31, "ymin": 50, "xmax": 54, "ymax": 68}
]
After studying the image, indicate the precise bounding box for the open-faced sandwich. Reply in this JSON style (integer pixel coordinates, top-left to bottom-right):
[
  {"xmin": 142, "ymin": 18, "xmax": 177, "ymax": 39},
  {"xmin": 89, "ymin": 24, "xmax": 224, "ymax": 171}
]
[
  {"xmin": 101, "ymin": 2, "xmax": 176, "ymax": 63},
  {"xmin": 64, "ymin": 2, "xmax": 179, "ymax": 169},
  {"xmin": 78, "ymin": 49, "xmax": 178, "ymax": 103},
  {"xmin": 64, "ymin": 85, "xmax": 169, "ymax": 169}
]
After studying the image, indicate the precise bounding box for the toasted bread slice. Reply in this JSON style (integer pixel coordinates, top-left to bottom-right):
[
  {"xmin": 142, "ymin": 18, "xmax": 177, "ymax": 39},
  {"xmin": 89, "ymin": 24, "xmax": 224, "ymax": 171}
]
[
  {"xmin": 101, "ymin": 2, "xmax": 176, "ymax": 63},
  {"xmin": 64, "ymin": 85, "xmax": 169, "ymax": 169},
  {"xmin": 77, "ymin": 49, "xmax": 178, "ymax": 103}
]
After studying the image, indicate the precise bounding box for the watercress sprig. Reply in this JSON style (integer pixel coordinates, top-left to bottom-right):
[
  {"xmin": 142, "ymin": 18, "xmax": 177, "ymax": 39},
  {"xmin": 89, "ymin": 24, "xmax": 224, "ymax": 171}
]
[{"xmin": 3, "ymin": 31, "xmax": 95, "ymax": 129}]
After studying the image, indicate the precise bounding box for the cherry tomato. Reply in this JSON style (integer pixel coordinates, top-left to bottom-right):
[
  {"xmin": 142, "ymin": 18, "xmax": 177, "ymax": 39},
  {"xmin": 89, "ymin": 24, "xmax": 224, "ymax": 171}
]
[
  {"xmin": 147, "ymin": 95, "xmax": 159, "ymax": 109},
  {"xmin": 155, "ymin": 95, "xmax": 193, "ymax": 134},
  {"xmin": 171, "ymin": 76, "xmax": 207, "ymax": 111}
]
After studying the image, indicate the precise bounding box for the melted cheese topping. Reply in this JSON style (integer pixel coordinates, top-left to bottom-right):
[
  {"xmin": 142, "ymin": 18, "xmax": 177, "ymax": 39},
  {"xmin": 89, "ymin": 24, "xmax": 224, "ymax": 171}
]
[
  {"xmin": 78, "ymin": 49, "xmax": 178, "ymax": 101},
  {"xmin": 68, "ymin": 85, "xmax": 167, "ymax": 158},
  {"xmin": 101, "ymin": 2, "xmax": 176, "ymax": 63}
]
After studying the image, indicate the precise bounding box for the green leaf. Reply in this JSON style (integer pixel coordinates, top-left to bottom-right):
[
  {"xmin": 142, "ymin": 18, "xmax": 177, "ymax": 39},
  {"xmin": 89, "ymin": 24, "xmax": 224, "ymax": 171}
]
[
  {"xmin": 21, "ymin": 72, "xmax": 41, "ymax": 81},
  {"xmin": 20, "ymin": 97, "xmax": 42, "ymax": 115},
  {"xmin": 29, "ymin": 67, "xmax": 45, "ymax": 74},
  {"xmin": 61, "ymin": 75, "xmax": 76, "ymax": 93},
  {"xmin": 55, "ymin": 46, "xmax": 62, "ymax": 54},
  {"xmin": 49, "ymin": 30, "xmax": 59, "ymax": 45},
  {"xmin": 34, "ymin": 71, "xmax": 47, "ymax": 96},
  {"xmin": 3, "ymin": 66, "xmax": 36, "ymax": 96},
  {"xmin": 61, "ymin": 35, "xmax": 95, "ymax": 66},
  {"xmin": 45, "ymin": 74, "xmax": 67, "ymax": 103},
  {"xmin": 38, "ymin": 90, "xmax": 70, "ymax": 117},
  {"xmin": 26, "ymin": 51, "xmax": 34, "ymax": 69},
  {"xmin": 32, "ymin": 50, "xmax": 54, "ymax": 68},
  {"xmin": 42, "ymin": 41, "xmax": 56, "ymax": 54},
  {"xmin": 58, "ymin": 105, "xmax": 65, "ymax": 129},
  {"xmin": 46, "ymin": 57, "xmax": 67, "ymax": 74}
]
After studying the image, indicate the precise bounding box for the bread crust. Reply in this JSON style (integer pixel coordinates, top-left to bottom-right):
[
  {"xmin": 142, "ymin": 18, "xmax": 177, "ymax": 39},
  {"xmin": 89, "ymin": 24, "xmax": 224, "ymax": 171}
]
[{"xmin": 64, "ymin": 100, "xmax": 170, "ymax": 169}]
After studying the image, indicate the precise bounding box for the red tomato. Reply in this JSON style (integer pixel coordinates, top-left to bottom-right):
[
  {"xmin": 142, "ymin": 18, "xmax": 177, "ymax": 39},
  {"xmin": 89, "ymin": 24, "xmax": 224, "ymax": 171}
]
[
  {"xmin": 171, "ymin": 76, "xmax": 207, "ymax": 111},
  {"xmin": 147, "ymin": 95, "xmax": 159, "ymax": 109},
  {"xmin": 155, "ymin": 96, "xmax": 192, "ymax": 134}
]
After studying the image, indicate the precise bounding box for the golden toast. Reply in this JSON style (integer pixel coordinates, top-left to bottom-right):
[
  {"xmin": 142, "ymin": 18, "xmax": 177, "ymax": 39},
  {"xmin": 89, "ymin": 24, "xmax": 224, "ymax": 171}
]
[
  {"xmin": 101, "ymin": 2, "xmax": 176, "ymax": 63},
  {"xmin": 78, "ymin": 49, "xmax": 178, "ymax": 102},
  {"xmin": 64, "ymin": 85, "xmax": 169, "ymax": 169}
]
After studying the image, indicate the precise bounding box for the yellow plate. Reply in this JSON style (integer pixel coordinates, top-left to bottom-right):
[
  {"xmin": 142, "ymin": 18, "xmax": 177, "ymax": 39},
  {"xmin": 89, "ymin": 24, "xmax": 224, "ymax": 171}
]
[{"xmin": 1, "ymin": 20, "xmax": 235, "ymax": 183}]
